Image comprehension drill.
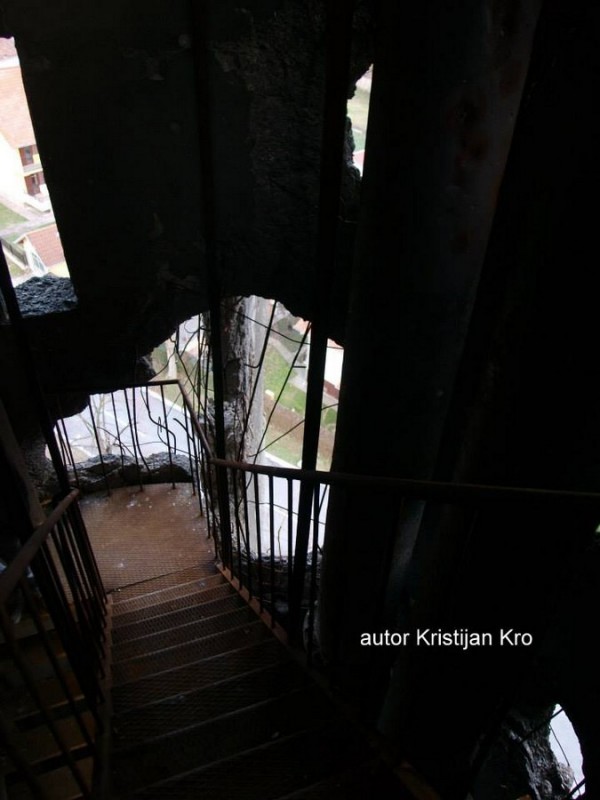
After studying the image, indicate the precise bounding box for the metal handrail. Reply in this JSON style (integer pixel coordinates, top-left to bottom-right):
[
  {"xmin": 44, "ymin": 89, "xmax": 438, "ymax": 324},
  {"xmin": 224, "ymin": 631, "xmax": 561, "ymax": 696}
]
[
  {"xmin": 0, "ymin": 488, "xmax": 106, "ymax": 799},
  {"xmin": 209, "ymin": 456, "xmax": 600, "ymax": 506},
  {"xmin": 0, "ymin": 490, "xmax": 79, "ymax": 604}
]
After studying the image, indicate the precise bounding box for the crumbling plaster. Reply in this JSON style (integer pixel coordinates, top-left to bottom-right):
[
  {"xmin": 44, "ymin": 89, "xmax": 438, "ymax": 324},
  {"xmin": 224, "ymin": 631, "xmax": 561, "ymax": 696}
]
[{"xmin": 0, "ymin": 0, "xmax": 371, "ymax": 401}]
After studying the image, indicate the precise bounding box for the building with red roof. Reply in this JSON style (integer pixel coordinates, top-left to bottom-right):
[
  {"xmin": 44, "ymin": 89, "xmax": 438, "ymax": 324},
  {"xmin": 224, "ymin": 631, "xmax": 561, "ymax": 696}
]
[
  {"xmin": 0, "ymin": 42, "xmax": 50, "ymax": 211},
  {"xmin": 16, "ymin": 224, "xmax": 66, "ymax": 277}
]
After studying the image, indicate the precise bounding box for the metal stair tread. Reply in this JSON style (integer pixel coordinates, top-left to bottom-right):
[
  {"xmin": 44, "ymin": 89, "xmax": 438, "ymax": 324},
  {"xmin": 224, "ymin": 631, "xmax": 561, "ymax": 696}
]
[
  {"xmin": 111, "ymin": 582, "xmax": 235, "ymax": 627},
  {"xmin": 111, "ymin": 592, "xmax": 245, "ymax": 643},
  {"xmin": 118, "ymin": 721, "xmax": 372, "ymax": 800},
  {"xmin": 111, "ymin": 573, "xmax": 227, "ymax": 617},
  {"xmin": 111, "ymin": 619, "xmax": 271, "ymax": 686},
  {"xmin": 3, "ymin": 712, "xmax": 94, "ymax": 772},
  {"xmin": 6, "ymin": 756, "xmax": 94, "ymax": 800},
  {"xmin": 109, "ymin": 563, "xmax": 221, "ymax": 604},
  {"xmin": 111, "ymin": 605, "xmax": 255, "ymax": 661},
  {"xmin": 112, "ymin": 660, "xmax": 308, "ymax": 747},
  {"xmin": 111, "ymin": 685, "xmax": 338, "ymax": 794},
  {"xmin": 111, "ymin": 638, "xmax": 291, "ymax": 713},
  {"xmin": 268, "ymin": 759, "xmax": 412, "ymax": 800}
]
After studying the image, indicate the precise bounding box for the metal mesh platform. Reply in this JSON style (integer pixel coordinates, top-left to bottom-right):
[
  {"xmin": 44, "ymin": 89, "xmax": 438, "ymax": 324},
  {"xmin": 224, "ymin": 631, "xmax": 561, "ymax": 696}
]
[
  {"xmin": 85, "ymin": 482, "xmax": 414, "ymax": 799},
  {"xmin": 80, "ymin": 484, "xmax": 214, "ymax": 592}
]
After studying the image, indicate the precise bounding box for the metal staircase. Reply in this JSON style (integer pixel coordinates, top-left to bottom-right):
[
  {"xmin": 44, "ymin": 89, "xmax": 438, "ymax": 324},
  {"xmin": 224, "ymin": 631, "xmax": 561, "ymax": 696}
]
[{"xmin": 106, "ymin": 563, "xmax": 409, "ymax": 800}]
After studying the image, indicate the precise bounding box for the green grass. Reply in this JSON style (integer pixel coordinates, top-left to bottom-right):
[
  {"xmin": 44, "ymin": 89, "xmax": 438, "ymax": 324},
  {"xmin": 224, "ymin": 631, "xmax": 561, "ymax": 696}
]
[
  {"xmin": 0, "ymin": 203, "xmax": 26, "ymax": 229},
  {"xmin": 321, "ymin": 405, "xmax": 337, "ymax": 430},
  {"xmin": 262, "ymin": 419, "xmax": 303, "ymax": 465},
  {"xmin": 348, "ymin": 86, "xmax": 370, "ymax": 151},
  {"xmin": 4, "ymin": 256, "xmax": 26, "ymax": 279},
  {"xmin": 264, "ymin": 346, "xmax": 307, "ymax": 415}
]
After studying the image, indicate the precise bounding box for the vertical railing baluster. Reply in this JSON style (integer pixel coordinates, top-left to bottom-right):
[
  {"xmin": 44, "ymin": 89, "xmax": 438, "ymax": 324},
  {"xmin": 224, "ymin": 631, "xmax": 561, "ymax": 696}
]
[
  {"xmin": 306, "ymin": 481, "xmax": 321, "ymax": 666},
  {"xmin": 0, "ymin": 608, "xmax": 92, "ymax": 799},
  {"xmin": 60, "ymin": 513, "xmax": 105, "ymax": 645},
  {"xmin": 268, "ymin": 474, "xmax": 275, "ymax": 626},
  {"xmin": 253, "ymin": 472, "xmax": 264, "ymax": 611},
  {"xmin": 35, "ymin": 545, "xmax": 103, "ymax": 718},
  {"xmin": 181, "ymin": 401, "xmax": 198, "ymax": 500},
  {"xmin": 242, "ymin": 474, "xmax": 253, "ymax": 599},
  {"xmin": 231, "ymin": 472, "xmax": 243, "ymax": 585},
  {"xmin": 0, "ymin": 707, "xmax": 46, "ymax": 800},
  {"xmin": 20, "ymin": 578, "xmax": 96, "ymax": 750},
  {"xmin": 159, "ymin": 385, "xmax": 176, "ymax": 489},
  {"xmin": 51, "ymin": 524, "xmax": 104, "ymax": 680},
  {"xmin": 68, "ymin": 502, "xmax": 107, "ymax": 605},
  {"xmin": 57, "ymin": 411, "xmax": 79, "ymax": 489},
  {"xmin": 123, "ymin": 388, "xmax": 143, "ymax": 490},
  {"xmin": 287, "ymin": 478, "xmax": 294, "ymax": 625},
  {"xmin": 131, "ymin": 387, "xmax": 151, "ymax": 478},
  {"xmin": 87, "ymin": 397, "xmax": 110, "ymax": 496},
  {"xmin": 110, "ymin": 391, "xmax": 125, "ymax": 470}
]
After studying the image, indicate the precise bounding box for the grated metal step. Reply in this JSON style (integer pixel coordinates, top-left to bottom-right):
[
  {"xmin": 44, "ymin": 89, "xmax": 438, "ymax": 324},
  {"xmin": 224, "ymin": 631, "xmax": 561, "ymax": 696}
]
[
  {"xmin": 269, "ymin": 760, "xmax": 412, "ymax": 799},
  {"xmin": 111, "ymin": 592, "xmax": 246, "ymax": 644},
  {"xmin": 109, "ymin": 563, "xmax": 221, "ymax": 605},
  {"xmin": 111, "ymin": 621, "xmax": 271, "ymax": 686},
  {"xmin": 119, "ymin": 722, "xmax": 373, "ymax": 800},
  {"xmin": 111, "ymin": 573, "xmax": 227, "ymax": 618},
  {"xmin": 112, "ymin": 607, "xmax": 257, "ymax": 662},
  {"xmin": 111, "ymin": 686, "xmax": 338, "ymax": 795},
  {"xmin": 5, "ymin": 712, "xmax": 94, "ymax": 771},
  {"xmin": 111, "ymin": 638, "xmax": 291, "ymax": 714},
  {"xmin": 112, "ymin": 660, "xmax": 308, "ymax": 746},
  {"xmin": 0, "ymin": 665, "xmax": 83, "ymax": 724},
  {"xmin": 6, "ymin": 756, "xmax": 94, "ymax": 800},
  {"xmin": 111, "ymin": 580, "xmax": 233, "ymax": 626}
]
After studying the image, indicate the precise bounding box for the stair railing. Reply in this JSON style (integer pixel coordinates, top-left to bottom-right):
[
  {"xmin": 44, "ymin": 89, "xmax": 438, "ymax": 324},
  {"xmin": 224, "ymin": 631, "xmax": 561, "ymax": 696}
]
[{"xmin": 0, "ymin": 489, "xmax": 106, "ymax": 799}]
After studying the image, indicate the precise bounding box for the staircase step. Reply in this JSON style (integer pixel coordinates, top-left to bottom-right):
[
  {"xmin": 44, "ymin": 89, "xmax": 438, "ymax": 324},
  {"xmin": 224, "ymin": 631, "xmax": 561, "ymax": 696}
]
[
  {"xmin": 111, "ymin": 593, "xmax": 246, "ymax": 643},
  {"xmin": 113, "ymin": 660, "xmax": 307, "ymax": 746},
  {"xmin": 112, "ymin": 607, "xmax": 256, "ymax": 662},
  {"xmin": 1, "ymin": 649, "xmax": 71, "ymax": 688},
  {"xmin": 6, "ymin": 713, "xmax": 94, "ymax": 771},
  {"xmin": 110, "ymin": 563, "xmax": 220, "ymax": 605},
  {"xmin": 111, "ymin": 621, "xmax": 271, "ymax": 686},
  {"xmin": 111, "ymin": 639, "xmax": 290, "ymax": 713},
  {"xmin": 120, "ymin": 722, "xmax": 371, "ymax": 800},
  {"xmin": 0, "ymin": 665, "xmax": 83, "ymax": 724},
  {"xmin": 112, "ymin": 686, "xmax": 338, "ymax": 794},
  {"xmin": 111, "ymin": 580, "xmax": 233, "ymax": 625},
  {"xmin": 270, "ymin": 761, "xmax": 411, "ymax": 799},
  {"xmin": 7, "ymin": 756, "xmax": 94, "ymax": 800}
]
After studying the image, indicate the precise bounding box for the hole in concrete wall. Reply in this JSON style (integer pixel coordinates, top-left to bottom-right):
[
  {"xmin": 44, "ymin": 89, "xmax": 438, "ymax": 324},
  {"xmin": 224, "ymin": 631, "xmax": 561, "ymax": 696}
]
[
  {"xmin": 0, "ymin": 37, "xmax": 71, "ymax": 287},
  {"xmin": 550, "ymin": 707, "xmax": 585, "ymax": 795},
  {"xmin": 254, "ymin": 301, "xmax": 342, "ymax": 471},
  {"xmin": 347, "ymin": 64, "xmax": 372, "ymax": 175},
  {"xmin": 148, "ymin": 298, "xmax": 342, "ymax": 471}
]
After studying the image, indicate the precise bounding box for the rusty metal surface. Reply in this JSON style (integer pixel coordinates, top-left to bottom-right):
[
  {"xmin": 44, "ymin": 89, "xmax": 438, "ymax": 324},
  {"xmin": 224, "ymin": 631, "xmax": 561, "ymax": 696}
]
[
  {"xmin": 80, "ymin": 485, "xmax": 214, "ymax": 593},
  {"xmin": 111, "ymin": 580, "xmax": 232, "ymax": 624},
  {"xmin": 112, "ymin": 607, "xmax": 257, "ymax": 663},
  {"xmin": 111, "ymin": 621, "xmax": 271, "ymax": 687},
  {"xmin": 112, "ymin": 661, "xmax": 306, "ymax": 746},
  {"xmin": 111, "ymin": 639, "xmax": 290, "ymax": 714},
  {"xmin": 111, "ymin": 566, "xmax": 221, "ymax": 606},
  {"xmin": 125, "ymin": 724, "xmax": 369, "ymax": 800},
  {"xmin": 111, "ymin": 593, "xmax": 245, "ymax": 643},
  {"xmin": 112, "ymin": 687, "xmax": 338, "ymax": 795}
]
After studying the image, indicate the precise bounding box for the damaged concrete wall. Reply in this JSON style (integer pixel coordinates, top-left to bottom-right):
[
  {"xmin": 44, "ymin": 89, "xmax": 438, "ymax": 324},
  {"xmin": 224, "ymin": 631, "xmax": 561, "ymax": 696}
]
[{"xmin": 0, "ymin": 0, "xmax": 372, "ymax": 399}]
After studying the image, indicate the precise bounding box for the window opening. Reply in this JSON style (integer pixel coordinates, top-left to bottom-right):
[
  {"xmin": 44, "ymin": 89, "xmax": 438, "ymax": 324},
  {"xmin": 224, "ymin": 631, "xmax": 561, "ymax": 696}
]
[
  {"xmin": 550, "ymin": 706, "xmax": 584, "ymax": 796},
  {"xmin": 347, "ymin": 65, "xmax": 372, "ymax": 174},
  {"xmin": 0, "ymin": 38, "xmax": 72, "ymax": 285}
]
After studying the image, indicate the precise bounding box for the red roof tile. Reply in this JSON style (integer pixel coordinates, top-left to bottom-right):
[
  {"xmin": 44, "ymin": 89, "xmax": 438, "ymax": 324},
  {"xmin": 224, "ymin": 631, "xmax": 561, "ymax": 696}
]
[{"xmin": 19, "ymin": 224, "xmax": 65, "ymax": 268}]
